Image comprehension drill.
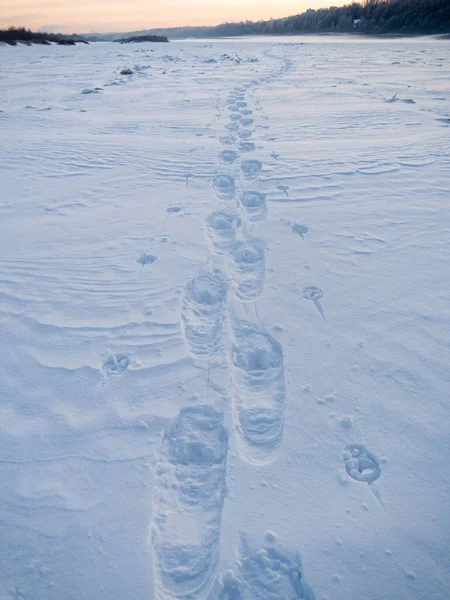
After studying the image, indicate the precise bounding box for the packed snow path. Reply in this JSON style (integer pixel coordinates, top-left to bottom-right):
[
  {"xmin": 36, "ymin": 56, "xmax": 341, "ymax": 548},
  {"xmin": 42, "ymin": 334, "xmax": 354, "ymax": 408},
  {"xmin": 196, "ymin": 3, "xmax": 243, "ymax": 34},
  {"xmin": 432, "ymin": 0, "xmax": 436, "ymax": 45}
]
[{"xmin": 1, "ymin": 37, "xmax": 449, "ymax": 600}]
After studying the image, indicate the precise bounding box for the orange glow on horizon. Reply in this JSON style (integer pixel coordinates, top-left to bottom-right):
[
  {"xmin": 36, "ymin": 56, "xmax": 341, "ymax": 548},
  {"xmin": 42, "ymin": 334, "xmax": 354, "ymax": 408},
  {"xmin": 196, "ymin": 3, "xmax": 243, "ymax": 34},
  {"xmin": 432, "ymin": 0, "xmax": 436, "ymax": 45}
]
[{"xmin": 1, "ymin": 0, "xmax": 342, "ymax": 33}]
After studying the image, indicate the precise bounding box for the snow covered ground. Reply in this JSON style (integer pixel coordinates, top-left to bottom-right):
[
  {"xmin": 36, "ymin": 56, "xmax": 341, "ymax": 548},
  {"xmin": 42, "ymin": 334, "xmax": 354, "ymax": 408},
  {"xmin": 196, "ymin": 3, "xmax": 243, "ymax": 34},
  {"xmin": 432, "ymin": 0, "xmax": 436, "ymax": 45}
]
[{"xmin": 1, "ymin": 36, "xmax": 449, "ymax": 600}]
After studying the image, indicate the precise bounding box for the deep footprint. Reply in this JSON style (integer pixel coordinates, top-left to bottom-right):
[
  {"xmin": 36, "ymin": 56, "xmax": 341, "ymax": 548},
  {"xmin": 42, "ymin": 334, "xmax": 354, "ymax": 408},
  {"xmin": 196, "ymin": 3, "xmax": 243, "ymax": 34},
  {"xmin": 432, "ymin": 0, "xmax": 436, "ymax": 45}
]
[
  {"xmin": 230, "ymin": 238, "xmax": 266, "ymax": 301},
  {"xmin": 239, "ymin": 142, "xmax": 256, "ymax": 153},
  {"xmin": 229, "ymin": 319, "xmax": 285, "ymax": 465},
  {"xmin": 219, "ymin": 150, "xmax": 238, "ymax": 165},
  {"xmin": 181, "ymin": 268, "xmax": 227, "ymax": 357},
  {"xmin": 212, "ymin": 174, "xmax": 236, "ymax": 201},
  {"xmin": 205, "ymin": 211, "xmax": 238, "ymax": 255},
  {"xmin": 241, "ymin": 160, "xmax": 262, "ymax": 181},
  {"xmin": 238, "ymin": 129, "xmax": 253, "ymax": 140},
  {"xmin": 151, "ymin": 406, "xmax": 228, "ymax": 599},
  {"xmin": 239, "ymin": 191, "xmax": 267, "ymax": 223},
  {"xmin": 220, "ymin": 135, "xmax": 237, "ymax": 146}
]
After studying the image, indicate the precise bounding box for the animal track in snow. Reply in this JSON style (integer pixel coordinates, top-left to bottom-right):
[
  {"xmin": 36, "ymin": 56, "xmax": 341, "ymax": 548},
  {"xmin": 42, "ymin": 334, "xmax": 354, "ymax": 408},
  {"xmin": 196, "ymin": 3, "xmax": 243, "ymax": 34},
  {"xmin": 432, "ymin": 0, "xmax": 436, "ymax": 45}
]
[
  {"xmin": 239, "ymin": 142, "xmax": 256, "ymax": 153},
  {"xmin": 239, "ymin": 191, "xmax": 267, "ymax": 223},
  {"xmin": 241, "ymin": 160, "xmax": 262, "ymax": 181},
  {"xmin": 205, "ymin": 211, "xmax": 238, "ymax": 255},
  {"xmin": 212, "ymin": 174, "xmax": 236, "ymax": 201},
  {"xmin": 230, "ymin": 239, "xmax": 266, "ymax": 302},
  {"xmin": 237, "ymin": 101, "xmax": 248, "ymax": 108},
  {"xmin": 343, "ymin": 444, "xmax": 381, "ymax": 484},
  {"xmin": 181, "ymin": 268, "xmax": 227, "ymax": 357},
  {"xmin": 229, "ymin": 106, "xmax": 240, "ymax": 113},
  {"xmin": 101, "ymin": 353, "xmax": 133, "ymax": 376},
  {"xmin": 229, "ymin": 319, "xmax": 285, "ymax": 465},
  {"xmin": 167, "ymin": 206, "xmax": 181, "ymax": 213},
  {"xmin": 151, "ymin": 405, "xmax": 228, "ymax": 599},
  {"xmin": 221, "ymin": 534, "xmax": 316, "ymax": 599},
  {"xmin": 226, "ymin": 123, "xmax": 240, "ymax": 132},
  {"xmin": 137, "ymin": 252, "xmax": 158, "ymax": 265},
  {"xmin": 240, "ymin": 118, "xmax": 254, "ymax": 127},
  {"xmin": 276, "ymin": 184, "xmax": 289, "ymax": 197},
  {"xmin": 241, "ymin": 109, "xmax": 252, "ymax": 116},
  {"xmin": 343, "ymin": 444, "xmax": 386, "ymax": 510},
  {"xmin": 219, "ymin": 150, "xmax": 238, "ymax": 165},
  {"xmin": 229, "ymin": 113, "xmax": 242, "ymax": 122},
  {"xmin": 292, "ymin": 223, "xmax": 308, "ymax": 240},
  {"xmin": 302, "ymin": 286, "xmax": 326, "ymax": 322}
]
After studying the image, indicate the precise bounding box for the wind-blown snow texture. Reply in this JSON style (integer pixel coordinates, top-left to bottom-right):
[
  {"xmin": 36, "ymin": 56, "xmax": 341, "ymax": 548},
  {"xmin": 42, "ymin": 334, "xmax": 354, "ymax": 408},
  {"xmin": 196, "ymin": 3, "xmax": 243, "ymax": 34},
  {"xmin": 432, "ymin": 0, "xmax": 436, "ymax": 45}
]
[{"xmin": 1, "ymin": 37, "xmax": 449, "ymax": 600}]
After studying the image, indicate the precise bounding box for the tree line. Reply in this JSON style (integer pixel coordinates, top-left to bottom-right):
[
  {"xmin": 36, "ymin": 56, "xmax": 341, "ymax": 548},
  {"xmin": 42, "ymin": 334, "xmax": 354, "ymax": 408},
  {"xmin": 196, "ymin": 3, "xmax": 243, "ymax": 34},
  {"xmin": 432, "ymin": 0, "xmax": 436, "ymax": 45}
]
[
  {"xmin": 87, "ymin": 0, "xmax": 449, "ymax": 41},
  {"xmin": 0, "ymin": 27, "xmax": 88, "ymax": 45}
]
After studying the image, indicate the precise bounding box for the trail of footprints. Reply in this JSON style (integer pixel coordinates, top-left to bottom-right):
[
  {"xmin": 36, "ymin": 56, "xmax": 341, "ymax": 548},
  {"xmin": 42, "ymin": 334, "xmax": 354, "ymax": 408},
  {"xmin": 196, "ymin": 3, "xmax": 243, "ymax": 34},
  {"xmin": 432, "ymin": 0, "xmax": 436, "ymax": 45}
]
[{"xmin": 150, "ymin": 57, "xmax": 384, "ymax": 598}]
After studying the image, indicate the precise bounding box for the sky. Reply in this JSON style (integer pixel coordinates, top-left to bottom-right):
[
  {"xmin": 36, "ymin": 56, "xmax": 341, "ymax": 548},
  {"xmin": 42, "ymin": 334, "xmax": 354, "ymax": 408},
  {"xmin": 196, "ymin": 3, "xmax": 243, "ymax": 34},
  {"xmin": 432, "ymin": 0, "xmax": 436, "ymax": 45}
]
[{"xmin": 1, "ymin": 0, "xmax": 343, "ymax": 33}]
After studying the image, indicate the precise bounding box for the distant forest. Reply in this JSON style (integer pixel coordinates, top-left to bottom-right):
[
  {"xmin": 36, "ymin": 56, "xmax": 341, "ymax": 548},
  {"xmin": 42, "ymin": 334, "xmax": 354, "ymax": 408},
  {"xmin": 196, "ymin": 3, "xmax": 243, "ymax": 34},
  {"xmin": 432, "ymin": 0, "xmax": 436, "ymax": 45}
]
[
  {"xmin": 0, "ymin": 27, "xmax": 88, "ymax": 45},
  {"xmin": 86, "ymin": 0, "xmax": 450, "ymax": 41}
]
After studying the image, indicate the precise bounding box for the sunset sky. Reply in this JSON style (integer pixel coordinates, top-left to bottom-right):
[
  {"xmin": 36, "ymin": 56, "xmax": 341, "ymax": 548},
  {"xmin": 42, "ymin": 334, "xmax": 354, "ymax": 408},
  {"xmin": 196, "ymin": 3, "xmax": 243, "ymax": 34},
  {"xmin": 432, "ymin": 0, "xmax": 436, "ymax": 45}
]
[{"xmin": 1, "ymin": 0, "xmax": 343, "ymax": 33}]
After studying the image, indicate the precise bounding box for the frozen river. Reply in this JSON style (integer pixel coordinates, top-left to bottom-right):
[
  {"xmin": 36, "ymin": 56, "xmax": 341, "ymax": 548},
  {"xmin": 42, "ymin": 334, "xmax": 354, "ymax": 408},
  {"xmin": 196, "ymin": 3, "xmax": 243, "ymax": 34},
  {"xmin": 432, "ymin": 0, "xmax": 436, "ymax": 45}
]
[{"xmin": 1, "ymin": 37, "xmax": 449, "ymax": 600}]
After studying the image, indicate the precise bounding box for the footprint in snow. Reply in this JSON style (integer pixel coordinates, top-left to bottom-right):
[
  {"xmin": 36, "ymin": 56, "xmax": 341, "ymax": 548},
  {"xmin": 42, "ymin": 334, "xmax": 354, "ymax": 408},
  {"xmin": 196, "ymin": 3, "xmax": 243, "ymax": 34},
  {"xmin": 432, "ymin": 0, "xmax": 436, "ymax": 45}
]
[
  {"xmin": 292, "ymin": 223, "xmax": 308, "ymax": 241},
  {"xmin": 343, "ymin": 444, "xmax": 380, "ymax": 483},
  {"xmin": 220, "ymin": 533, "xmax": 316, "ymax": 599},
  {"xmin": 239, "ymin": 191, "xmax": 267, "ymax": 223},
  {"xmin": 151, "ymin": 406, "xmax": 228, "ymax": 599},
  {"xmin": 181, "ymin": 268, "xmax": 227, "ymax": 358},
  {"xmin": 102, "ymin": 353, "xmax": 133, "ymax": 376},
  {"xmin": 241, "ymin": 159, "xmax": 262, "ymax": 181},
  {"xmin": 137, "ymin": 253, "xmax": 158, "ymax": 266},
  {"xmin": 219, "ymin": 150, "xmax": 238, "ymax": 165},
  {"xmin": 229, "ymin": 318, "xmax": 285, "ymax": 465},
  {"xmin": 239, "ymin": 142, "xmax": 255, "ymax": 153},
  {"xmin": 276, "ymin": 184, "xmax": 289, "ymax": 197},
  {"xmin": 238, "ymin": 129, "xmax": 253, "ymax": 140},
  {"xmin": 220, "ymin": 135, "xmax": 237, "ymax": 146},
  {"xmin": 205, "ymin": 211, "xmax": 239, "ymax": 255},
  {"xmin": 302, "ymin": 286, "xmax": 326, "ymax": 322},
  {"xmin": 343, "ymin": 444, "xmax": 386, "ymax": 511},
  {"xmin": 212, "ymin": 174, "xmax": 236, "ymax": 201},
  {"xmin": 230, "ymin": 239, "xmax": 266, "ymax": 302}
]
